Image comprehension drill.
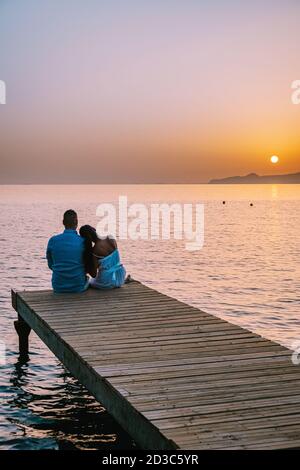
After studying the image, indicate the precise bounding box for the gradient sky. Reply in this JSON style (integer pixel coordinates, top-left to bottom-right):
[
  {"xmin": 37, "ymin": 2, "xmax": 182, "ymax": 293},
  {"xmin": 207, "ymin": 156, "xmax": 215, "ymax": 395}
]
[{"xmin": 0, "ymin": 0, "xmax": 299, "ymax": 183}]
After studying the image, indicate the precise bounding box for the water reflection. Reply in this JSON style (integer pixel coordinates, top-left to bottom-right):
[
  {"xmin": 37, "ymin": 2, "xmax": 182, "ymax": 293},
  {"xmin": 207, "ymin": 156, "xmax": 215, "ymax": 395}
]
[{"xmin": 4, "ymin": 357, "xmax": 136, "ymax": 450}]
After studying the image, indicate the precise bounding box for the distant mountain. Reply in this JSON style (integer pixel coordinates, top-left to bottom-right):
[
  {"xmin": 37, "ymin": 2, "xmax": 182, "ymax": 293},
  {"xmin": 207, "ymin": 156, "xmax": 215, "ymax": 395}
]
[{"xmin": 209, "ymin": 172, "xmax": 300, "ymax": 184}]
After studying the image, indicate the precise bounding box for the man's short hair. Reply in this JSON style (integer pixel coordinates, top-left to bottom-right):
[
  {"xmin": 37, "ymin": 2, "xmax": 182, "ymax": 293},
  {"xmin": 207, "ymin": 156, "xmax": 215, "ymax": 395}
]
[{"xmin": 63, "ymin": 209, "xmax": 78, "ymax": 228}]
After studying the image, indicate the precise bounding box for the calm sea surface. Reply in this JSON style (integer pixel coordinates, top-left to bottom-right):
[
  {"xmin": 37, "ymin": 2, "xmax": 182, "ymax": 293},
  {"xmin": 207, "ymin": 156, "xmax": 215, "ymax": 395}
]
[{"xmin": 0, "ymin": 184, "xmax": 299, "ymax": 449}]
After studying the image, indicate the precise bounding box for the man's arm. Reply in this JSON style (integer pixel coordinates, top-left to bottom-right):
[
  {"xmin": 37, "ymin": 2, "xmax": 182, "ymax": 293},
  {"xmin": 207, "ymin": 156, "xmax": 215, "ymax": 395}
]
[{"xmin": 46, "ymin": 238, "xmax": 53, "ymax": 270}]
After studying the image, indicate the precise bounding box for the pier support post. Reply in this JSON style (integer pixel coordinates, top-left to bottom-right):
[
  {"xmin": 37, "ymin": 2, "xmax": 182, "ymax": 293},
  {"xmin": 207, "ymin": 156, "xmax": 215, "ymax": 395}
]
[{"xmin": 14, "ymin": 314, "xmax": 31, "ymax": 357}]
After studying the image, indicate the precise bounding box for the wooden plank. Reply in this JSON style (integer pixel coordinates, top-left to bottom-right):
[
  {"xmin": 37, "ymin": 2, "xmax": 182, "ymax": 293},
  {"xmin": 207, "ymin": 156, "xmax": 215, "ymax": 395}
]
[
  {"xmin": 142, "ymin": 395, "xmax": 300, "ymax": 421},
  {"xmin": 99, "ymin": 359, "xmax": 294, "ymax": 378},
  {"xmin": 69, "ymin": 341, "xmax": 279, "ymax": 357},
  {"xmin": 90, "ymin": 351, "xmax": 291, "ymax": 368},
  {"xmin": 62, "ymin": 327, "xmax": 256, "ymax": 342},
  {"xmin": 161, "ymin": 413, "xmax": 300, "ymax": 436},
  {"xmin": 79, "ymin": 346, "xmax": 283, "ymax": 364},
  {"xmin": 63, "ymin": 335, "xmax": 268, "ymax": 350},
  {"xmin": 125, "ymin": 385, "xmax": 300, "ymax": 412},
  {"xmin": 74, "ymin": 339, "xmax": 281, "ymax": 353},
  {"xmin": 152, "ymin": 403, "xmax": 300, "ymax": 430},
  {"xmin": 114, "ymin": 376, "xmax": 300, "ymax": 400},
  {"xmin": 114, "ymin": 370, "xmax": 300, "ymax": 396},
  {"xmin": 46, "ymin": 317, "xmax": 226, "ymax": 332}
]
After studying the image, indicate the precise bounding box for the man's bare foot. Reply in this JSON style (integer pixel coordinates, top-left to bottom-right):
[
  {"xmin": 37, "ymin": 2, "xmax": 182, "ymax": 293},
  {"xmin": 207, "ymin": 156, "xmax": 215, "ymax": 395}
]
[{"xmin": 125, "ymin": 274, "xmax": 133, "ymax": 283}]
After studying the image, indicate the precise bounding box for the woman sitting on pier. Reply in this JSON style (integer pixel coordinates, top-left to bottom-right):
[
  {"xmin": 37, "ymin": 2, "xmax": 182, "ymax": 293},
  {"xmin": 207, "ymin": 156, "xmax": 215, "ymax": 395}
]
[{"xmin": 79, "ymin": 225, "xmax": 127, "ymax": 289}]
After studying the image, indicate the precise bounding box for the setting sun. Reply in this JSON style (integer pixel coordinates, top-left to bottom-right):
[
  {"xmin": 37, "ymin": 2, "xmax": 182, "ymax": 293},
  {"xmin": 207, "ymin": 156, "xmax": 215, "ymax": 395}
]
[{"xmin": 270, "ymin": 155, "xmax": 279, "ymax": 164}]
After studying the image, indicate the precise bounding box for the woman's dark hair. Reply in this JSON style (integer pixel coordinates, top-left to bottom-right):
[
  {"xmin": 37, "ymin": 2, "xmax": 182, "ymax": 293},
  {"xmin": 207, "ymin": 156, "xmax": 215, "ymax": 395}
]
[{"xmin": 79, "ymin": 225, "xmax": 98, "ymax": 274}]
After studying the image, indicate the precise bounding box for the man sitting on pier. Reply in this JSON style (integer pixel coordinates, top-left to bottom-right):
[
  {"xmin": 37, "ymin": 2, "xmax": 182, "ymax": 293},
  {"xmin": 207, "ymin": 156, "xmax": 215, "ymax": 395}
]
[{"xmin": 46, "ymin": 209, "xmax": 88, "ymax": 293}]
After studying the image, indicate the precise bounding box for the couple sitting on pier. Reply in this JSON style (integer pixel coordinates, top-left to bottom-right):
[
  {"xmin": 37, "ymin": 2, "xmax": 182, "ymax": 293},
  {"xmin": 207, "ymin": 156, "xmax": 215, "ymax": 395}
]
[{"xmin": 46, "ymin": 209, "xmax": 128, "ymax": 293}]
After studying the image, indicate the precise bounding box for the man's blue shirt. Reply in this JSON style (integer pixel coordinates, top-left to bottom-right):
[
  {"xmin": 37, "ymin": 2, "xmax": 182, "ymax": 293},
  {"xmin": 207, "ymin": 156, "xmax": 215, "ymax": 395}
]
[{"xmin": 46, "ymin": 229, "xmax": 87, "ymax": 293}]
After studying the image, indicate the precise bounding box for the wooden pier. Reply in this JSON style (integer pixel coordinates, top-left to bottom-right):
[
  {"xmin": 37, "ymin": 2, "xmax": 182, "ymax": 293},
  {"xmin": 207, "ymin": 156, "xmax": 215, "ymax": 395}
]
[{"xmin": 11, "ymin": 281, "xmax": 300, "ymax": 450}]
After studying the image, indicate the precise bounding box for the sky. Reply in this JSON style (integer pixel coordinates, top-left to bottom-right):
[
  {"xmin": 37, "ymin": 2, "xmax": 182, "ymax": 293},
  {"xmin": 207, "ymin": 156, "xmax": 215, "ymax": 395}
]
[{"xmin": 0, "ymin": 0, "xmax": 299, "ymax": 183}]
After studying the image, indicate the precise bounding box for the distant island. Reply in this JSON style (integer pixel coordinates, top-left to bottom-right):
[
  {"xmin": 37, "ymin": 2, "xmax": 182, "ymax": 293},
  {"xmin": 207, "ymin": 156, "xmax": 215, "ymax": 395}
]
[{"xmin": 209, "ymin": 172, "xmax": 300, "ymax": 184}]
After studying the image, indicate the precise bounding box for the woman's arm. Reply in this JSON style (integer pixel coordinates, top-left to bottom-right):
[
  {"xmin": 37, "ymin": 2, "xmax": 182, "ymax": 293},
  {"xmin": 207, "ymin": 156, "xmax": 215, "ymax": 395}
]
[{"xmin": 86, "ymin": 254, "xmax": 98, "ymax": 278}]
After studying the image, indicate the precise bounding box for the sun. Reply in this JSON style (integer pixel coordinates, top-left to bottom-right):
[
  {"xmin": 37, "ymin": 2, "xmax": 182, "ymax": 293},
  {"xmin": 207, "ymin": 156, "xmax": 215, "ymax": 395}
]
[{"xmin": 270, "ymin": 155, "xmax": 279, "ymax": 164}]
